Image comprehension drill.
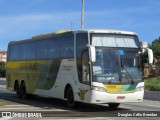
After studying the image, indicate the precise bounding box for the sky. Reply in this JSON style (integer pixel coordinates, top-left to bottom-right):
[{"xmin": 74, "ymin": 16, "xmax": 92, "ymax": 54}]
[{"xmin": 0, "ymin": 0, "xmax": 160, "ymax": 50}]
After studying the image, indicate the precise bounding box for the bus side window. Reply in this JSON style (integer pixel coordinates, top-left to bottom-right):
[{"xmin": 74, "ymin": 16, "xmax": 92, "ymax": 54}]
[
  {"xmin": 48, "ymin": 38, "xmax": 61, "ymax": 59},
  {"xmin": 61, "ymin": 34, "xmax": 74, "ymax": 58},
  {"xmin": 27, "ymin": 42, "xmax": 37, "ymax": 60},
  {"xmin": 10, "ymin": 44, "xmax": 20, "ymax": 61},
  {"xmin": 19, "ymin": 43, "xmax": 27, "ymax": 60},
  {"xmin": 37, "ymin": 40, "xmax": 48, "ymax": 59}
]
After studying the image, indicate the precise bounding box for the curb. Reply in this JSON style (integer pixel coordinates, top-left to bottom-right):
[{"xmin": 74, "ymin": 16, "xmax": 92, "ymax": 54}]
[
  {"xmin": 0, "ymin": 78, "xmax": 6, "ymax": 81},
  {"xmin": 144, "ymin": 91, "xmax": 160, "ymax": 101}
]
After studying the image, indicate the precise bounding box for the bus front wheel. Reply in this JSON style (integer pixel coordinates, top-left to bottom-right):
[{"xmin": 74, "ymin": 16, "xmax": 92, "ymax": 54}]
[
  {"xmin": 66, "ymin": 87, "xmax": 77, "ymax": 108},
  {"xmin": 108, "ymin": 103, "xmax": 120, "ymax": 110}
]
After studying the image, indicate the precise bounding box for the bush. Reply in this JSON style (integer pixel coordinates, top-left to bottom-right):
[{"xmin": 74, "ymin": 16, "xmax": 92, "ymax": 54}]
[{"xmin": 145, "ymin": 77, "xmax": 160, "ymax": 91}]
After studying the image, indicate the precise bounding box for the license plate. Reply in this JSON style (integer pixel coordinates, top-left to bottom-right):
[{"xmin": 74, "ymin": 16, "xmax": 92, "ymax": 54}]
[{"xmin": 117, "ymin": 96, "xmax": 125, "ymax": 100}]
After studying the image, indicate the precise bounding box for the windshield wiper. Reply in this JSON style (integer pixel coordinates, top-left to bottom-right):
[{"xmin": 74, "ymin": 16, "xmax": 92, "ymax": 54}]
[{"xmin": 121, "ymin": 60, "xmax": 135, "ymax": 84}]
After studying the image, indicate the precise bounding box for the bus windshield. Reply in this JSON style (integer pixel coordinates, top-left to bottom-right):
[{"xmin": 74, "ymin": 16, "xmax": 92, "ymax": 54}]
[{"xmin": 92, "ymin": 49, "xmax": 142, "ymax": 83}]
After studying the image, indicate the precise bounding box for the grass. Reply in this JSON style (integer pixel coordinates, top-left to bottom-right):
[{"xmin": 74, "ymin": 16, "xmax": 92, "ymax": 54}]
[{"xmin": 145, "ymin": 77, "xmax": 160, "ymax": 91}]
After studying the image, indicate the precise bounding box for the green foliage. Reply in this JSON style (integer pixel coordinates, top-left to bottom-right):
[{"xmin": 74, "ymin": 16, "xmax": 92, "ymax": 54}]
[
  {"xmin": 150, "ymin": 39, "xmax": 160, "ymax": 59},
  {"xmin": 145, "ymin": 77, "xmax": 160, "ymax": 91}
]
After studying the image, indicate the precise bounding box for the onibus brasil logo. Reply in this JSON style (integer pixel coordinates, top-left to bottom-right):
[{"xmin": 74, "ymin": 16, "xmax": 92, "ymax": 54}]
[{"xmin": 1, "ymin": 112, "xmax": 42, "ymax": 118}]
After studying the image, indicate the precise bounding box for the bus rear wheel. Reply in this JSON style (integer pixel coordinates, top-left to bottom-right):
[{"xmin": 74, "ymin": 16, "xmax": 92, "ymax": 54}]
[
  {"xmin": 66, "ymin": 87, "xmax": 76, "ymax": 108},
  {"xmin": 108, "ymin": 103, "xmax": 120, "ymax": 110},
  {"xmin": 21, "ymin": 82, "xmax": 27, "ymax": 99}
]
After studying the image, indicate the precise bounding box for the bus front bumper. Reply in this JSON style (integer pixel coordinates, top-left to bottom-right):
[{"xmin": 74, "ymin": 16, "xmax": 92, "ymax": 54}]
[{"xmin": 84, "ymin": 90, "xmax": 144, "ymax": 104}]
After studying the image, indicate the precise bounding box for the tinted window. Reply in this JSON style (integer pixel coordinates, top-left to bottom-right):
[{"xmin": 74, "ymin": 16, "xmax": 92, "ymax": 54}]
[
  {"xmin": 61, "ymin": 34, "xmax": 74, "ymax": 58},
  {"xmin": 48, "ymin": 37, "xmax": 61, "ymax": 59},
  {"xmin": 19, "ymin": 43, "xmax": 27, "ymax": 60},
  {"xmin": 10, "ymin": 44, "xmax": 20, "ymax": 60},
  {"xmin": 76, "ymin": 33, "xmax": 88, "ymax": 58},
  {"xmin": 37, "ymin": 40, "xmax": 48, "ymax": 59},
  {"xmin": 8, "ymin": 45, "xmax": 13, "ymax": 60},
  {"xmin": 27, "ymin": 42, "xmax": 37, "ymax": 59}
]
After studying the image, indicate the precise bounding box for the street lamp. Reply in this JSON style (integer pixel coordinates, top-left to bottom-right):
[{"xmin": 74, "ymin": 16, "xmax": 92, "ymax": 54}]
[{"xmin": 81, "ymin": 0, "xmax": 84, "ymax": 29}]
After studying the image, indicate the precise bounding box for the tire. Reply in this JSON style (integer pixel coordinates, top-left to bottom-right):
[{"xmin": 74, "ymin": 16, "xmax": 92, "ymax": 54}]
[
  {"xmin": 66, "ymin": 87, "xmax": 77, "ymax": 108},
  {"xmin": 21, "ymin": 82, "xmax": 27, "ymax": 99},
  {"xmin": 15, "ymin": 83, "xmax": 21, "ymax": 98},
  {"xmin": 108, "ymin": 103, "xmax": 120, "ymax": 110}
]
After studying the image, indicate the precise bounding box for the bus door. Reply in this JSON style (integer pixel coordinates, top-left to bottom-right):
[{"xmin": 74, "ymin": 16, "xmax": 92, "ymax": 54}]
[{"xmin": 80, "ymin": 50, "xmax": 90, "ymax": 101}]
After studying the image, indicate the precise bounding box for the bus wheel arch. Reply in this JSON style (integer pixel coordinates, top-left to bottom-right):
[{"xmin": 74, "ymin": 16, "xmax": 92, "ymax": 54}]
[
  {"xmin": 64, "ymin": 84, "xmax": 71, "ymax": 99},
  {"xmin": 14, "ymin": 80, "xmax": 19, "ymax": 91}
]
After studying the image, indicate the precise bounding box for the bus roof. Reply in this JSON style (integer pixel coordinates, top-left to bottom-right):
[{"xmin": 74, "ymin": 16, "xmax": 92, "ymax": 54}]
[
  {"xmin": 32, "ymin": 30, "xmax": 71, "ymax": 39},
  {"xmin": 9, "ymin": 30, "xmax": 71, "ymax": 45},
  {"xmin": 76, "ymin": 29, "xmax": 137, "ymax": 35},
  {"xmin": 9, "ymin": 29, "xmax": 137, "ymax": 45}
]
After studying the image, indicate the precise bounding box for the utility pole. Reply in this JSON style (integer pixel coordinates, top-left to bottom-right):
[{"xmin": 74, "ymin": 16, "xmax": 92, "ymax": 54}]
[
  {"xmin": 81, "ymin": 0, "xmax": 84, "ymax": 29},
  {"xmin": 71, "ymin": 22, "xmax": 73, "ymax": 30}
]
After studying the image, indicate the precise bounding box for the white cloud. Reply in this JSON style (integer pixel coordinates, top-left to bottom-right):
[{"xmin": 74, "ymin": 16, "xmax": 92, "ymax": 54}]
[
  {"xmin": 0, "ymin": 12, "xmax": 81, "ymax": 34},
  {"xmin": 0, "ymin": 12, "xmax": 81, "ymax": 49}
]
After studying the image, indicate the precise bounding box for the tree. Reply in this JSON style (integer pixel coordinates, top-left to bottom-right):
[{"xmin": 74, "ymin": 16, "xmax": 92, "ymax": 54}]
[{"xmin": 150, "ymin": 38, "xmax": 160, "ymax": 59}]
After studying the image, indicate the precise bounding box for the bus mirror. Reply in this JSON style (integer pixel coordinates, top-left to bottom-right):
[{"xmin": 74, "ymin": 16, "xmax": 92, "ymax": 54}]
[
  {"xmin": 147, "ymin": 48, "xmax": 153, "ymax": 64},
  {"xmin": 90, "ymin": 46, "xmax": 96, "ymax": 62}
]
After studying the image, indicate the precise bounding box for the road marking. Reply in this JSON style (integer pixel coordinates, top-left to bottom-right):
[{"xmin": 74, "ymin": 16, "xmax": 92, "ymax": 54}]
[
  {"xmin": 0, "ymin": 117, "xmax": 13, "ymax": 120},
  {"xmin": 5, "ymin": 105, "xmax": 30, "ymax": 107}
]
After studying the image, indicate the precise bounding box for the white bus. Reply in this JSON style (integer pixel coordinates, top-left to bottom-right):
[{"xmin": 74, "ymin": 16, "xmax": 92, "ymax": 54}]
[{"xmin": 6, "ymin": 29, "xmax": 153, "ymax": 109}]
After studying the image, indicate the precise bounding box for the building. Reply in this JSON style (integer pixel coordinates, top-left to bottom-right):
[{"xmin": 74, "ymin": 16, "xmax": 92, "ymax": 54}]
[{"xmin": 0, "ymin": 50, "xmax": 7, "ymax": 62}]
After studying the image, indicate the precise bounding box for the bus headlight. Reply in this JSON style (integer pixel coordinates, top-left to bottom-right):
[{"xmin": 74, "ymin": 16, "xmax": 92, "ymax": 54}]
[
  {"xmin": 135, "ymin": 86, "xmax": 144, "ymax": 92},
  {"xmin": 91, "ymin": 86, "xmax": 106, "ymax": 92}
]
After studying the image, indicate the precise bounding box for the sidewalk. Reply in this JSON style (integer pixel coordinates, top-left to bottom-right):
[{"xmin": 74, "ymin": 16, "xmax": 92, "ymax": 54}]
[
  {"xmin": 0, "ymin": 77, "xmax": 6, "ymax": 89},
  {"xmin": 0, "ymin": 78, "xmax": 6, "ymax": 81},
  {"xmin": 144, "ymin": 91, "xmax": 160, "ymax": 101}
]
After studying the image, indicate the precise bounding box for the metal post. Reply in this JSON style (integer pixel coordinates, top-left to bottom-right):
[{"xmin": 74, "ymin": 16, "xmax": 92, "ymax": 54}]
[
  {"xmin": 71, "ymin": 22, "xmax": 73, "ymax": 30},
  {"xmin": 81, "ymin": 0, "xmax": 84, "ymax": 29}
]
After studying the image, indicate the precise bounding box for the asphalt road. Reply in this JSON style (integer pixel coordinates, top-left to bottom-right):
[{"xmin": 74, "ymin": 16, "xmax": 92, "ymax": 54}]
[{"xmin": 0, "ymin": 78, "xmax": 160, "ymax": 120}]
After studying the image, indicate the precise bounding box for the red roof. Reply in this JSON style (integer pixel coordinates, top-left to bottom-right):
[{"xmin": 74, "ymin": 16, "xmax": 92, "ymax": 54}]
[{"xmin": 0, "ymin": 50, "xmax": 7, "ymax": 53}]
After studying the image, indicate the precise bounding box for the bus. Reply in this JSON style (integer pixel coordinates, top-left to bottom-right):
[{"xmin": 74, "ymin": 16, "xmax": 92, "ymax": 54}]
[{"xmin": 6, "ymin": 29, "xmax": 153, "ymax": 109}]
